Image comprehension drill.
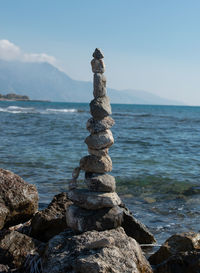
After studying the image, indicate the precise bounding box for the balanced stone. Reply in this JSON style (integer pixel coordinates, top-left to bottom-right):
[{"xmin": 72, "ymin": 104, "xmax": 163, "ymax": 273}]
[
  {"xmin": 93, "ymin": 73, "xmax": 106, "ymax": 98},
  {"xmin": 66, "ymin": 205, "xmax": 123, "ymax": 233},
  {"xmin": 85, "ymin": 129, "xmax": 114, "ymax": 150},
  {"xmin": 88, "ymin": 147, "xmax": 108, "ymax": 157},
  {"xmin": 90, "ymin": 96, "xmax": 111, "ymax": 120},
  {"xmin": 87, "ymin": 116, "xmax": 115, "ymax": 134},
  {"xmin": 72, "ymin": 167, "xmax": 81, "ymax": 179},
  {"xmin": 68, "ymin": 189, "xmax": 121, "ymax": 210},
  {"xmin": 80, "ymin": 154, "xmax": 112, "ymax": 173},
  {"xmin": 91, "ymin": 59, "xmax": 105, "ymax": 74},
  {"xmin": 92, "ymin": 48, "xmax": 104, "ymax": 59},
  {"xmin": 85, "ymin": 173, "xmax": 116, "ymax": 192}
]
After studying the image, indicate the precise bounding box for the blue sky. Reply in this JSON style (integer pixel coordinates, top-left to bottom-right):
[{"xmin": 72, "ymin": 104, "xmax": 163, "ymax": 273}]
[{"xmin": 0, "ymin": 0, "xmax": 200, "ymax": 105}]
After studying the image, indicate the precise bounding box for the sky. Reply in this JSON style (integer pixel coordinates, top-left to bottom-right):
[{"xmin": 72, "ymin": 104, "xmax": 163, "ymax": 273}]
[{"xmin": 0, "ymin": 0, "xmax": 200, "ymax": 105}]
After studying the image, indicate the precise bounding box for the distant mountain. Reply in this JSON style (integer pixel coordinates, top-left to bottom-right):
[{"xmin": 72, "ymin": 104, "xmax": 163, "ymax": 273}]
[{"xmin": 0, "ymin": 59, "xmax": 183, "ymax": 105}]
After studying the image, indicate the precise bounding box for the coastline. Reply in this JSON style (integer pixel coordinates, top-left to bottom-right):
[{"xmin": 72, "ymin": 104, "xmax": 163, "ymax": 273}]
[{"xmin": 0, "ymin": 98, "xmax": 50, "ymax": 102}]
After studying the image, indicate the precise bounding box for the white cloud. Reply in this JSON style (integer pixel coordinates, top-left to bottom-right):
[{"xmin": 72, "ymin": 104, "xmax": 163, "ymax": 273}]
[
  {"xmin": 0, "ymin": 40, "xmax": 21, "ymax": 60},
  {"xmin": 23, "ymin": 53, "xmax": 56, "ymax": 65},
  {"xmin": 0, "ymin": 39, "xmax": 57, "ymax": 65}
]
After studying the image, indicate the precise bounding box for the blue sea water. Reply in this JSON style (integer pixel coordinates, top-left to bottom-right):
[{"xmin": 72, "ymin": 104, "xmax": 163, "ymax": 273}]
[{"xmin": 0, "ymin": 100, "xmax": 200, "ymax": 244}]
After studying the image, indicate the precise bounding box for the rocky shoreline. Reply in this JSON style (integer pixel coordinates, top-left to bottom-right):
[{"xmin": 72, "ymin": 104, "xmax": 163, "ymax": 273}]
[
  {"xmin": 0, "ymin": 168, "xmax": 199, "ymax": 273},
  {"xmin": 0, "ymin": 93, "xmax": 50, "ymax": 102},
  {"xmin": 0, "ymin": 49, "xmax": 199, "ymax": 273},
  {"xmin": 0, "ymin": 93, "xmax": 29, "ymax": 101}
]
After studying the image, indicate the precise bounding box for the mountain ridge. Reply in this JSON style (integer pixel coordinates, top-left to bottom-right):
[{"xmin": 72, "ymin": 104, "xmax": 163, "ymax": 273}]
[{"xmin": 0, "ymin": 59, "xmax": 184, "ymax": 105}]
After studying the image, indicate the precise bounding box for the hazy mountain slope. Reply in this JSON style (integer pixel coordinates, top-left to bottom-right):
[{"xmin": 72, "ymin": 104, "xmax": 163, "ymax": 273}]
[{"xmin": 0, "ymin": 60, "xmax": 183, "ymax": 105}]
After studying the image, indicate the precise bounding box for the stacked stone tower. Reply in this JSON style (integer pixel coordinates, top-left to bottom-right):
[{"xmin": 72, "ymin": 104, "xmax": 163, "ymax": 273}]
[{"xmin": 66, "ymin": 49, "xmax": 123, "ymax": 232}]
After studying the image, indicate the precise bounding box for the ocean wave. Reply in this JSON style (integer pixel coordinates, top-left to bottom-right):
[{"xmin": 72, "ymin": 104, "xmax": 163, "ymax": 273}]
[
  {"xmin": 0, "ymin": 106, "xmax": 79, "ymax": 114},
  {"xmin": 7, "ymin": 106, "xmax": 34, "ymax": 110},
  {"xmin": 46, "ymin": 108, "xmax": 77, "ymax": 113},
  {"xmin": 112, "ymin": 112, "xmax": 153, "ymax": 118}
]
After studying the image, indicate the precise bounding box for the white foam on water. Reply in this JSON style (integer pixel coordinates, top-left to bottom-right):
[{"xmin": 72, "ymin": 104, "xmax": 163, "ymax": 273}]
[
  {"xmin": 0, "ymin": 106, "xmax": 78, "ymax": 114},
  {"xmin": 46, "ymin": 108, "xmax": 77, "ymax": 113},
  {"xmin": 7, "ymin": 106, "xmax": 34, "ymax": 110},
  {"xmin": 0, "ymin": 106, "xmax": 36, "ymax": 114}
]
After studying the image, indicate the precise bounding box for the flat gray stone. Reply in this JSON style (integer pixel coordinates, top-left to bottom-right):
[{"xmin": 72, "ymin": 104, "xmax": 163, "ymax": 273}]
[
  {"xmin": 80, "ymin": 154, "xmax": 112, "ymax": 173},
  {"xmin": 68, "ymin": 189, "xmax": 121, "ymax": 210},
  {"xmin": 93, "ymin": 73, "xmax": 106, "ymax": 98},
  {"xmin": 85, "ymin": 173, "xmax": 116, "ymax": 192},
  {"xmin": 86, "ymin": 116, "xmax": 115, "ymax": 134},
  {"xmin": 85, "ymin": 129, "xmax": 114, "ymax": 150},
  {"xmin": 90, "ymin": 96, "xmax": 111, "ymax": 120},
  {"xmin": 88, "ymin": 147, "xmax": 108, "ymax": 157},
  {"xmin": 92, "ymin": 48, "xmax": 104, "ymax": 59},
  {"xmin": 91, "ymin": 59, "xmax": 105, "ymax": 73},
  {"xmin": 66, "ymin": 205, "xmax": 123, "ymax": 232}
]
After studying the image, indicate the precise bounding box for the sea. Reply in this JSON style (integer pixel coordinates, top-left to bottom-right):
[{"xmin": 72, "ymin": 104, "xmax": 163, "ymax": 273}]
[{"xmin": 0, "ymin": 100, "xmax": 200, "ymax": 244}]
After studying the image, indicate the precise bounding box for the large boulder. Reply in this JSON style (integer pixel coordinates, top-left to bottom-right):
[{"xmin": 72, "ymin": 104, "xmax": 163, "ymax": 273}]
[
  {"xmin": 66, "ymin": 205, "xmax": 123, "ymax": 233},
  {"xmin": 0, "ymin": 169, "xmax": 38, "ymax": 229},
  {"xmin": 0, "ymin": 230, "xmax": 44, "ymax": 270},
  {"xmin": 153, "ymin": 251, "xmax": 200, "ymax": 273},
  {"xmin": 80, "ymin": 154, "xmax": 112, "ymax": 173},
  {"xmin": 31, "ymin": 192, "xmax": 72, "ymax": 242},
  {"xmin": 68, "ymin": 189, "xmax": 121, "ymax": 210},
  {"xmin": 149, "ymin": 232, "xmax": 200, "ymax": 266},
  {"xmin": 120, "ymin": 204, "xmax": 156, "ymax": 244},
  {"xmin": 42, "ymin": 227, "xmax": 153, "ymax": 273}
]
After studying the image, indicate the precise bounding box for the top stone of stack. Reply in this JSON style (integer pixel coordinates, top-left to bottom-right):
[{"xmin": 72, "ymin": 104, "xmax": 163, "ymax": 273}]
[
  {"xmin": 91, "ymin": 49, "xmax": 105, "ymax": 74},
  {"xmin": 92, "ymin": 48, "xmax": 104, "ymax": 59}
]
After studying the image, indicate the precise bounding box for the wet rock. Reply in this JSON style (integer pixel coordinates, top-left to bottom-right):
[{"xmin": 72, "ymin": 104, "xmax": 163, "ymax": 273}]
[
  {"xmin": 88, "ymin": 147, "xmax": 109, "ymax": 157},
  {"xmin": 0, "ymin": 204, "xmax": 9, "ymax": 231},
  {"xmin": 42, "ymin": 227, "xmax": 153, "ymax": 273},
  {"xmin": 66, "ymin": 205, "xmax": 123, "ymax": 232},
  {"xmin": 91, "ymin": 59, "xmax": 105, "ymax": 73},
  {"xmin": 8, "ymin": 219, "xmax": 32, "ymax": 237},
  {"xmin": 92, "ymin": 48, "xmax": 104, "ymax": 59},
  {"xmin": 121, "ymin": 204, "xmax": 156, "ymax": 244},
  {"xmin": 183, "ymin": 186, "xmax": 200, "ymax": 196},
  {"xmin": 149, "ymin": 231, "xmax": 200, "ymax": 266},
  {"xmin": 0, "ymin": 264, "xmax": 10, "ymax": 272},
  {"xmin": 85, "ymin": 173, "xmax": 116, "ymax": 192},
  {"xmin": 153, "ymin": 251, "xmax": 200, "ymax": 273},
  {"xmin": 31, "ymin": 192, "xmax": 72, "ymax": 242},
  {"xmin": 90, "ymin": 96, "xmax": 111, "ymax": 120},
  {"xmin": 68, "ymin": 189, "xmax": 121, "ymax": 210},
  {"xmin": 85, "ymin": 129, "xmax": 114, "ymax": 150},
  {"xmin": 0, "ymin": 264, "xmax": 10, "ymax": 273},
  {"xmin": 80, "ymin": 154, "xmax": 112, "ymax": 173},
  {"xmin": 0, "ymin": 169, "xmax": 38, "ymax": 229},
  {"xmin": 0, "ymin": 230, "xmax": 44, "ymax": 269},
  {"xmin": 93, "ymin": 73, "xmax": 106, "ymax": 98},
  {"xmin": 86, "ymin": 116, "xmax": 115, "ymax": 134}
]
